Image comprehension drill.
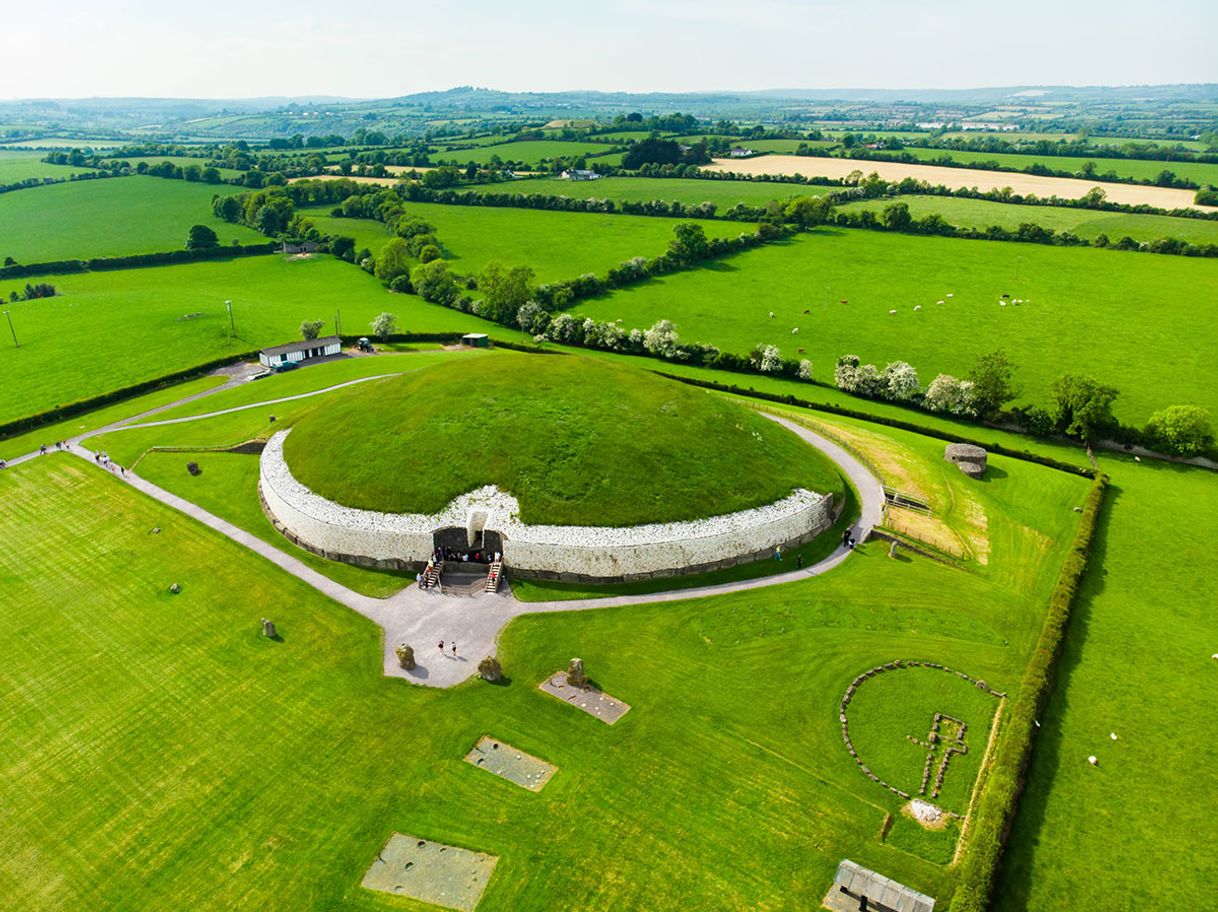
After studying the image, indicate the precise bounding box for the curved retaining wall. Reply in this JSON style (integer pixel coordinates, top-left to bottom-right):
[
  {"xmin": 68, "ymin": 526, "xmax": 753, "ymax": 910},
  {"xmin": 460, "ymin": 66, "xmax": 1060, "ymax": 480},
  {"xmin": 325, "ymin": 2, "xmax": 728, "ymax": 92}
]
[{"xmin": 259, "ymin": 430, "xmax": 834, "ymax": 581}]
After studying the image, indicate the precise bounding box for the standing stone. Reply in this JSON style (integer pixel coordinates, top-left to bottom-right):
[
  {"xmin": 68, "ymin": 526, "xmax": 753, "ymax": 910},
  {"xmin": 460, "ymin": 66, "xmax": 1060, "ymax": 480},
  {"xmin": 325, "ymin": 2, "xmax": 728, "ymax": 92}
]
[
  {"xmin": 477, "ymin": 656, "xmax": 502, "ymax": 682},
  {"xmin": 261, "ymin": 618, "xmax": 277, "ymax": 638},
  {"xmin": 168, "ymin": 582, "xmax": 181, "ymax": 594},
  {"xmin": 889, "ymin": 540, "xmax": 900, "ymax": 559},
  {"xmin": 395, "ymin": 643, "xmax": 415, "ymax": 670},
  {"xmin": 566, "ymin": 657, "xmax": 587, "ymax": 688}
]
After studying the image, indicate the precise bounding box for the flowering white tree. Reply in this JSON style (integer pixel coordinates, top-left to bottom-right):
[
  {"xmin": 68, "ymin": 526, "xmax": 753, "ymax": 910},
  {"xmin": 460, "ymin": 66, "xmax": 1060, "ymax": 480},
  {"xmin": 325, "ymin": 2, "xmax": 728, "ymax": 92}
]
[
  {"xmin": 643, "ymin": 319, "xmax": 680, "ymax": 358},
  {"xmin": 924, "ymin": 373, "xmax": 979, "ymax": 416},
  {"xmin": 759, "ymin": 344, "xmax": 783, "ymax": 373},
  {"xmin": 835, "ymin": 355, "xmax": 861, "ymax": 392},
  {"xmin": 855, "ymin": 363, "xmax": 884, "ymax": 397},
  {"xmin": 881, "ymin": 361, "xmax": 922, "ymax": 401},
  {"xmin": 546, "ymin": 313, "xmax": 583, "ymax": 344},
  {"xmin": 798, "ymin": 359, "xmax": 813, "ymax": 380}
]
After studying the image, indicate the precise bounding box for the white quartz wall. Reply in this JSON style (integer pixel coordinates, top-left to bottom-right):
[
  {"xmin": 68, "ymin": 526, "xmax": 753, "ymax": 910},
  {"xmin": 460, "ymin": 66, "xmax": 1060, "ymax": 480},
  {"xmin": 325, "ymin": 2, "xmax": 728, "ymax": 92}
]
[{"xmin": 260, "ymin": 430, "xmax": 834, "ymax": 577}]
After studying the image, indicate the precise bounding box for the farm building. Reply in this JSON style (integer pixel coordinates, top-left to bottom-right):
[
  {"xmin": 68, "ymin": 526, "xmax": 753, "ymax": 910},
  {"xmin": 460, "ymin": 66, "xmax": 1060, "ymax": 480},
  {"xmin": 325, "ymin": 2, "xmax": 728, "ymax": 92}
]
[
  {"xmin": 461, "ymin": 333, "xmax": 490, "ymax": 348},
  {"xmin": 259, "ymin": 335, "xmax": 342, "ymax": 368},
  {"xmin": 729, "ymin": 146, "xmax": 755, "ymax": 157},
  {"xmin": 560, "ymin": 169, "xmax": 601, "ymax": 181},
  {"xmin": 827, "ymin": 860, "xmax": 935, "ymax": 912}
]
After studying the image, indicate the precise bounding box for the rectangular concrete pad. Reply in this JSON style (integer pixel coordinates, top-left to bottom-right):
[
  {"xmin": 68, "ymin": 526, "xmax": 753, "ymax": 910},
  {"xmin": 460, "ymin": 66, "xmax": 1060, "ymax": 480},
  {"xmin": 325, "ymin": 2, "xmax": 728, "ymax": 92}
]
[
  {"xmin": 464, "ymin": 735, "xmax": 557, "ymax": 791},
  {"xmin": 362, "ymin": 832, "xmax": 498, "ymax": 912},
  {"xmin": 538, "ymin": 671, "xmax": 631, "ymax": 724}
]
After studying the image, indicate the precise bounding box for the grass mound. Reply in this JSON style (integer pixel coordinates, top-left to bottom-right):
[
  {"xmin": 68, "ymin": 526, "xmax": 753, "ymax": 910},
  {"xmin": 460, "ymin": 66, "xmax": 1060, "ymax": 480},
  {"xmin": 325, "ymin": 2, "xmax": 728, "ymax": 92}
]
[{"xmin": 282, "ymin": 352, "xmax": 842, "ymax": 525}]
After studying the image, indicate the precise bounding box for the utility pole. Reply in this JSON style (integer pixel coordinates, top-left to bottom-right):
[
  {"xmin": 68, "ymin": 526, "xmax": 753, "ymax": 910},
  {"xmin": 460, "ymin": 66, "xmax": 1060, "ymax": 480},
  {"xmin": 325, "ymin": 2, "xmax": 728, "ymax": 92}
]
[
  {"xmin": 335, "ymin": 310, "xmax": 341, "ymax": 336},
  {"xmin": 4, "ymin": 310, "xmax": 18, "ymax": 348},
  {"xmin": 225, "ymin": 299, "xmax": 235, "ymax": 338}
]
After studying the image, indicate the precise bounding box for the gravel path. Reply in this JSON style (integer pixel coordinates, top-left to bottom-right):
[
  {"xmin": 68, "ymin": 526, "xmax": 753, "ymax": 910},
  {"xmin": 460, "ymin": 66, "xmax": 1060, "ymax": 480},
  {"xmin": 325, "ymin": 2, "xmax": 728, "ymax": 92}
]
[{"xmin": 8, "ymin": 380, "xmax": 884, "ymax": 688}]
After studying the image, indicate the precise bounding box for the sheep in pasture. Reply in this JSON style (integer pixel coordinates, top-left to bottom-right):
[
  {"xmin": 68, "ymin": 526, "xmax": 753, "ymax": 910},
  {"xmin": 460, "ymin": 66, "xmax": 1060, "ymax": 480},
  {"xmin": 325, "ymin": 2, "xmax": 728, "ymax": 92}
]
[
  {"xmin": 914, "ymin": 305, "xmax": 922, "ymax": 311},
  {"xmin": 791, "ymin": 327, "xmax": 799, "ymax": 334}
]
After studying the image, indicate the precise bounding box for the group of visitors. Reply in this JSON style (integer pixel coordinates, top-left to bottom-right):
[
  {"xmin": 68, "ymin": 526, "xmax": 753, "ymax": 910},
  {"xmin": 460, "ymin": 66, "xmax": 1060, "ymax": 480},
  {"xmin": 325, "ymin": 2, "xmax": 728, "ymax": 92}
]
[
  {"xmin": 432, "ymin": 546, "xmax": 500, "ymax": 565},
  {"xmin": 38, "ymin": 441, "xmax": 68, "ymax": 455},
  {"xmin": 437, "ymin": 639, "xmax": 459, "ymax": 658},
  {"xmin": 92, "ymin": 449, "xmax": 125, "ymax": 476},
  {"xmin": 841, "ymin": 527, "xmax": 857, "ymax": 550}
]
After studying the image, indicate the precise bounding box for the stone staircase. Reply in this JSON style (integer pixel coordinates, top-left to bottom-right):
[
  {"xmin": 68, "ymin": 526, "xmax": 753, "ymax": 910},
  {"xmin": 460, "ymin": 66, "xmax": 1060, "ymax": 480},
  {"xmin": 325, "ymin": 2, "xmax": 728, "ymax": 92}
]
[{"xmin": 485, "ymin": 560, "xmax": 503, "ymax": 593}]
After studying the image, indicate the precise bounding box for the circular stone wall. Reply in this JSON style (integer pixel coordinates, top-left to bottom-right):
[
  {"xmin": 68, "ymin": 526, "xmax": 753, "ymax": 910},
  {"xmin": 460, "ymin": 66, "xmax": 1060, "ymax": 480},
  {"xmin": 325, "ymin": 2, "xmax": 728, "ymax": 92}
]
[{"xmin": 260, "ymin": 430, "xmax": 835, "ymax": 580}]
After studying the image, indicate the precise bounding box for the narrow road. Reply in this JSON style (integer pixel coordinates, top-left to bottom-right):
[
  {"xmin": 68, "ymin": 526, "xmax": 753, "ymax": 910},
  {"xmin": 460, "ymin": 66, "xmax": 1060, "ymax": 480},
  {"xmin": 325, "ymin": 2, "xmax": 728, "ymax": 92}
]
[{"xmin": 9, "ymin": 376, "xmax": 885, "ymax": 689}]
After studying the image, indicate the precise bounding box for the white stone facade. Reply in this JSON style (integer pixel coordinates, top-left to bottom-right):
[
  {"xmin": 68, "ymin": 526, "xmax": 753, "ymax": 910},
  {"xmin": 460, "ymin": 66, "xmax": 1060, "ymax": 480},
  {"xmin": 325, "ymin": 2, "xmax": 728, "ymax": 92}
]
[{"xmin": 259, "ymin": 430, "xmax": 834, "ymax": 579}]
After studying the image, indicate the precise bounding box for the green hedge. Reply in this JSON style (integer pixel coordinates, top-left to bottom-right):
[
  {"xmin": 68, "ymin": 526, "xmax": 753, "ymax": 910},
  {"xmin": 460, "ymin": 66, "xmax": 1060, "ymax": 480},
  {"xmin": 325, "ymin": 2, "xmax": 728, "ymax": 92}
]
[
  {"xmin": 949, "ymin": 473, "xmax": 1108, "ymax": 912},
  {"xmin": 0, "ymin": 350, "xmax": 258, "ymax": 441},
  {"xmin": 652, "ymin": 372, "xmax": 1096, "ymax": 478},
  {"xmin": 0, "ymin": 243, "xmax": 277, "ymax": 280}
]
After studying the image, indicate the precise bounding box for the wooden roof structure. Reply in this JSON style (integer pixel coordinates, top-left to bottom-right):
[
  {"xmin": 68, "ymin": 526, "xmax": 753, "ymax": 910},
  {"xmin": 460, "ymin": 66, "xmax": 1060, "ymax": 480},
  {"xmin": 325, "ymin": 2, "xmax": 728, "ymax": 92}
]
[{"xmin": 832, "ymin": 860, "xmax": 935, "ymax": 912}]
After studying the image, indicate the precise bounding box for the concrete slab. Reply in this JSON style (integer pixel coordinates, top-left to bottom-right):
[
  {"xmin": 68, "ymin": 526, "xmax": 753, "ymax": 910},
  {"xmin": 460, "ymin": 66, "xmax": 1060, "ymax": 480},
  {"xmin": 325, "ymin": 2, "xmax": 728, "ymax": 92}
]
[
  {"xmin": 538, "ymin": 671, "xmax": 631, "ymax": 724},
  {"xmin": 464, "ymin": 735, "xmax": 557, "ymax": 791},
  {"xmin": 361, "ymin": 832, "xmax": 498, "ymax": 912}
]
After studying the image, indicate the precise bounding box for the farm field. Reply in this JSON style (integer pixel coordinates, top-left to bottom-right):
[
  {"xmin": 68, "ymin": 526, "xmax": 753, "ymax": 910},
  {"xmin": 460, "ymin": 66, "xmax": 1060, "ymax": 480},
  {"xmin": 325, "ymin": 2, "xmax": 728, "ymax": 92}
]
[
  {"xmin": 461, "ymin": 175, "xmax": 833, "ymax": 208},
  {"xmin": 0, "ymin": 176, "xmax": 265, "ymax": 263},
  {"xmin": 430, "ymin": 140, "xmax": 622, "ymax": 167},
  {"xmin": 0, "ymin": 254, "xmax": 493, "ymax": 425},
  {"xmin": 837, "ymin": 194, "xmax": 1218, "ymax": 245},
  {"xmin": 936, "ymin": 132, "xmax": 1209, "ymax": 150},
  {"xmin": 572, "ymin": 228, "xmax": 1218, "ymax": 423},
  {"xmin": 893, "ymin": 146, "xmax": 1218, "ymax": 187},
  {"xmin": 0, "ymin": 149, "xmax": 97, "ymax": 182},
  {"xmin": 0, "ymin": 388, "xmax": 1088, "ymax": 909},
  {"xmin": 704, "ymin": 155, "xmax": 1217, "ymax": 211},
  {"xmin": 996, "ymin": 458, "xmax": 1218, "ymax": 908},
  {"xmin": 300, "ymin": 201, "xmax": 744, "ymax": 282}
]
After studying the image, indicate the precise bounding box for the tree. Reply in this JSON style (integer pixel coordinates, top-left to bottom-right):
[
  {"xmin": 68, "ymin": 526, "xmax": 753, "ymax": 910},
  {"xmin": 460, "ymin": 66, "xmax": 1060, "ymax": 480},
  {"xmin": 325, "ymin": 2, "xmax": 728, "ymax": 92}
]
[
  {"xmin": 642, "ymin": 319, "xmax": 680, "ymax": 358},
  {"xmin": 300, "ymin": 320, "xmax": 325, "ymax": 340},
  {"xmin": 966, "ymin": 350, "xmax": 1019, "ymax": 419},
  {"xmin": 667, "ymin": 222, "xmax": 710, "ymax": 264},
  {"xmin": 797, "ymin": 359, "xmax": 813, "ymax": 380},
  {"xmin": 374, "ymin": 237, "xmax": 411, "ymax": 283},
  {"xmin": 881, "ymin": 202, "xmax": 913, "ymax": 231},
  {"xmin": 784, "ymin": 195, "xmax": 835, "ymax": 227},
  {"xmin": 924, "ymin": 373, "xmax": 978, "ymax": 417},
  {"xmin": 881, "ymin": 361, "xmax": 921, "ymax": 400},
  {"xmin": 185, "ymin": 224, "xmax": 219, "ymax": 250},
  {"xmin": 411, "ymin": 260, "xmax": 458, "ymax": 306},
  {"xmin": 1145, "ymin": 405, "xmax": 1213, "ymax": 456},
  {"xmin": 370, "ymin": 312, "xmax": 397, "ymax": 340},
  {"xmin": 516, "ymin": 301, "xmax": 550, "ymax": 335},
  {"xmin": 478, "ymin": 262, "xmax": 535, "ymax": 324},
  {"xmin": 329, "ymin": 235, "xmax": 356, "ymax": 261},
  {"xmin": 1049, "ymin": 373, "xmax": 1119, "ymax": 440}
]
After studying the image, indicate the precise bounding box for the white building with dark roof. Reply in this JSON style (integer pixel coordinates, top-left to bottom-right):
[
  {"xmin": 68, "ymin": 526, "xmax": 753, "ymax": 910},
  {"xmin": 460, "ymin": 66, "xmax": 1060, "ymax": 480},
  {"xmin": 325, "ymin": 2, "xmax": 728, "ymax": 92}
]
[{"xmin": 259, "ymin": 335, "xmax": 342, "ymax": 368}]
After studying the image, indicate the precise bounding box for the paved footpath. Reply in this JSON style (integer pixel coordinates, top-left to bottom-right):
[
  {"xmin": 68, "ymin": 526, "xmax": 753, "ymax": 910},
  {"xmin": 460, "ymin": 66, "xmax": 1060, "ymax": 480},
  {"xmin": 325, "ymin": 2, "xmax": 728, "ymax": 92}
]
[{"xmin": 11, "ymin": 383, "xmax": 884, "ymax": 688}]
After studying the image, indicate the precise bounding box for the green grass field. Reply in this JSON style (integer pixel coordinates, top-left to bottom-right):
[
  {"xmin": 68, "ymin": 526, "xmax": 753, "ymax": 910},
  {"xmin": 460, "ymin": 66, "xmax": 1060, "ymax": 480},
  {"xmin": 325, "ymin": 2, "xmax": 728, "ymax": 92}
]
[
  {"xmin": 837, "ymin": 195, "xmax": 1218, "ymax": 245},
  {"xmin": 0, "ymin": 388, "xmax": 1087, "ymax": 909},
  {"xmin": 0, "ymin": 149, "xmax": 97, "ymax": 183},
  {"xmin": 894, "ymin": 146, "xmax": 1218, "ymax": 187},
  {"xmin": 0, "ymin": 255, "xmax": 494, "ymax": 425},
  {"xmin": 120, "ymin": 155, "xmax": 245, "ymax": 179},
  {"xmin": 430, "ymin": 140, "xmax": 622, "ymax": 167},
  {"xmin": 0, "ymin": 175, "xmax": 265, "ymax": 263},
  {"xmin": 572, "ymin": 228, "xmax": 1218, "ymax": 423},
  {"xmin": 996, "ymin": 457, "xmax": 1218, "ymax": 908},
  {"xmin": 300, "ymin": 201, "xmax": 743, "ymax": 283},
  {"xmin": 461, "ymin": 175, "xmax": 833, "ymax": 209},
  {"xmin": 283, "ymin": 352, "xmax": 844, "ymax": 524}
]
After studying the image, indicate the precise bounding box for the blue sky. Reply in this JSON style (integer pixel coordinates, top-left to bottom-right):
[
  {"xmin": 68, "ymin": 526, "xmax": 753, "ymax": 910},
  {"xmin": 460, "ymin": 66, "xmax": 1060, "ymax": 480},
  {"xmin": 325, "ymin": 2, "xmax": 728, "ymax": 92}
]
[{"xmin": 1, "ymin": 0, "xmax": 1214, "ymax": 99}]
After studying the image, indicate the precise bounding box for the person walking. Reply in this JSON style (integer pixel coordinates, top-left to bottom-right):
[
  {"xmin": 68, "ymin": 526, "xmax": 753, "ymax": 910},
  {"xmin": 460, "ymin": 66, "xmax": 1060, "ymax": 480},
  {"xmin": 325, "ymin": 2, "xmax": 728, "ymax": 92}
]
[
  {"xmin": 451, "ymin": 642, "xmax": 458, "ymax": 657},
  {"xmin": 796, "ymin": 553, "xmax": 804, "ymax": 569},
  {"xmin": 438, "ymin": 640, "xmax": 445, "ymax": 654}
]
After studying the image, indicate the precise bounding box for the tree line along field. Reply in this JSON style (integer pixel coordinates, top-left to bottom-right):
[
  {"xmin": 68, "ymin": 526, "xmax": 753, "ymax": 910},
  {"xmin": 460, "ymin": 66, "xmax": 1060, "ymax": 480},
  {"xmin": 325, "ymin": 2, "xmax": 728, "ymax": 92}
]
[
  {"xmin": 298, "ymin": 201, "xmax": 745, "ymax": 283},
  {"xmin": 0, "ymin": 176, "xmax": 265, "ymax": 263},
  {"xmin": 0, "ymin": 378, "xmax": 1090, "ymax": 909},
  {"xmin": 571, "ymin": 227, "xmax": 1218, "ymax": 424},
  {"xmin": 0, "ymin": 149, "xmax": 97, "ymax": 182},
  {"xmin": 837, "ymin": 194, "xmax": 1218, "ymax": 245},
  {"xmin": 460, "ymin": 175, "xmax": 835, "ymax": 208},
  {"xmin": 0, "ymin": 255, "xmax": 497, "ymax": 425},
  {"xmin": 893, "ymin": 145, "xmax": 1218, "ymax": 187}
]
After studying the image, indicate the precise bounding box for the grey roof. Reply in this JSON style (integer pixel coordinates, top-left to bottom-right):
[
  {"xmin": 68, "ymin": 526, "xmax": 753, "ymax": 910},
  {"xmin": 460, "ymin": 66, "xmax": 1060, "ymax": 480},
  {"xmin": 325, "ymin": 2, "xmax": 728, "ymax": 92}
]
[
  {"xmin": 260, "ymin": 335, "xmax": 342, "ymax": 357},
  {"xmin": 834, "ymin": 860, "xmax": 935, "ymax": 912}
]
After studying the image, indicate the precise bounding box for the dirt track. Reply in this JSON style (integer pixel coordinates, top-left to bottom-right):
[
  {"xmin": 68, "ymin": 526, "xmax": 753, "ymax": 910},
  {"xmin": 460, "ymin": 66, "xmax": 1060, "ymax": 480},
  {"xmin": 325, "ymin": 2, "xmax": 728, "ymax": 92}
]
[{"xmin": 704, "ymin": 155, "xmax": 1218, "ymax": 212}]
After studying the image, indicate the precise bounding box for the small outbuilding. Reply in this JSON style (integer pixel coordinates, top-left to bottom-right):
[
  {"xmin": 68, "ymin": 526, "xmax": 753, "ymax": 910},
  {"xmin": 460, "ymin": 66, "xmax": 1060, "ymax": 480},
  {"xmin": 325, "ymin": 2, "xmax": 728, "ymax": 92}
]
[
  {"xmin": 827, "ymin": 860, "xmax": 935, "ymax": 912},
  {"xmin": 560, "ymin": 169, "xmax": 601, "ymax": 181},
  {"xmin": 461, "ymin": 333, "xmax": 490, "ymax": 348},
  {"xmin": 944, "ymin": 443, "xmax": 987, "ymax": 479},
  {"xmin": 259, "ymin": 335, "xmax": 342, "ymax": 368}
]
